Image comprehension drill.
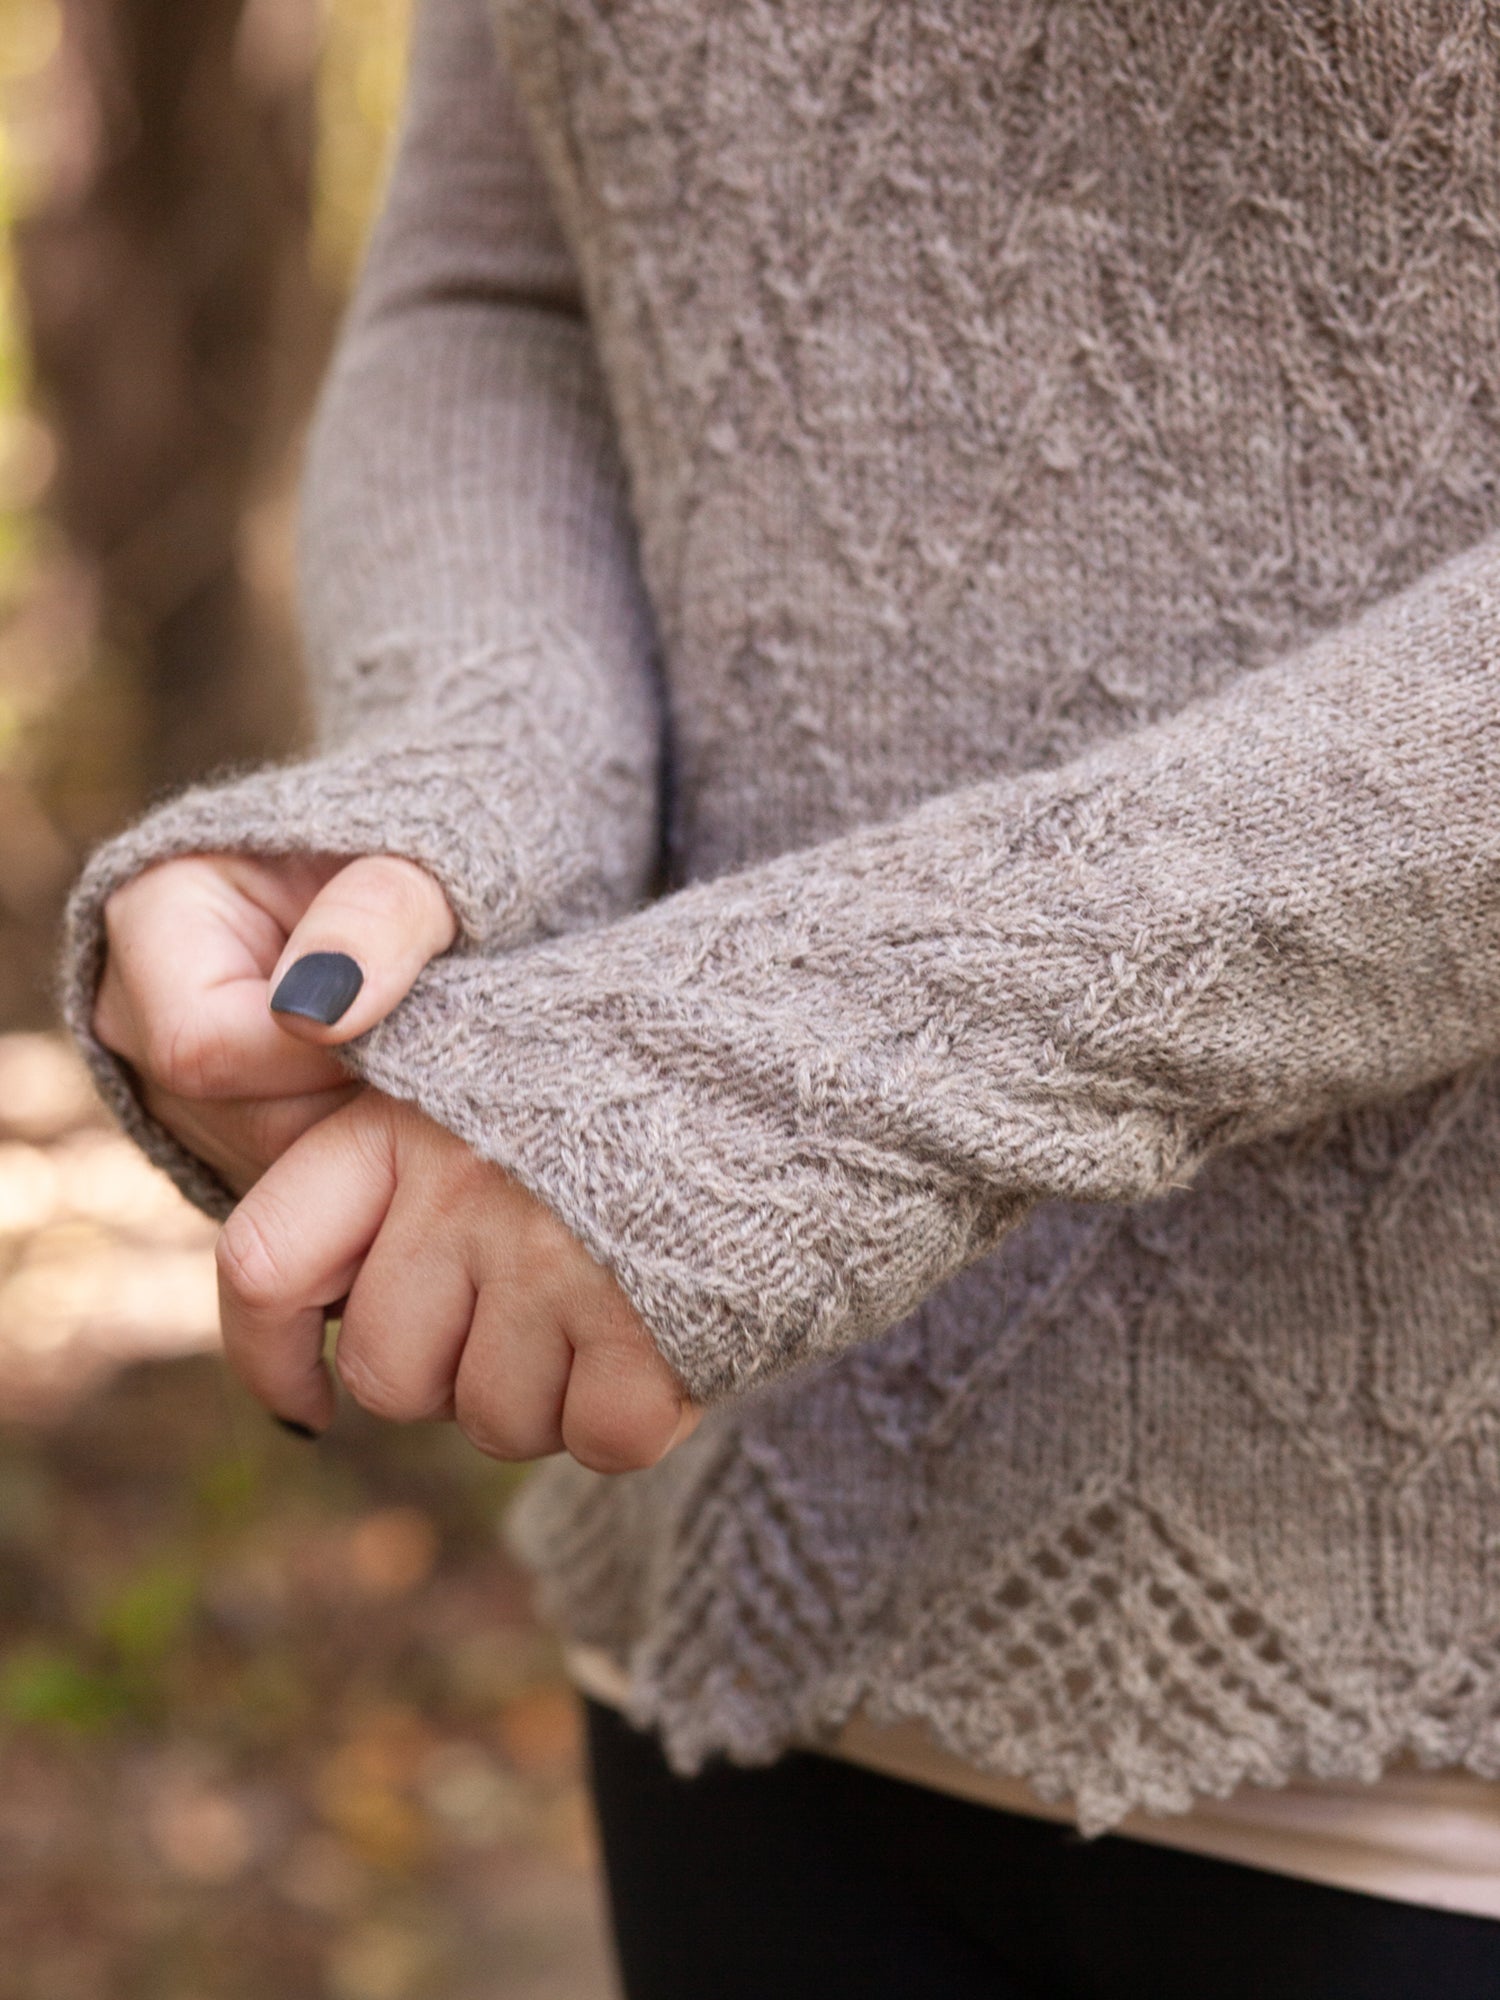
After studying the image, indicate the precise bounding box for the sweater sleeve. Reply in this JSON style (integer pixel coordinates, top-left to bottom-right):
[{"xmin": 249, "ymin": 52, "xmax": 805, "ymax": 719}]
[
  {"xmin": 61, "ymin": 0, "xmax": 662, "ymax": 1203},
  {"xmin": 343, "ymin": 532, "xmax": 1500, "ymax": 1403}
]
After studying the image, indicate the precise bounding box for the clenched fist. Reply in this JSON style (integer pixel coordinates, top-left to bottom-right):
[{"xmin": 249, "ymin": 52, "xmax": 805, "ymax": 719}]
[{"xmin": 217, "ymin": 1091, "xmax": 699, "ymax": 1471}]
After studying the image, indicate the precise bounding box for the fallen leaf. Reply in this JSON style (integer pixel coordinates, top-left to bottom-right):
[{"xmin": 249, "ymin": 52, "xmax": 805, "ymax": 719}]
[{"xmin": 346, "ymin": 1507, "xmax": 438, "ymax": 1599}]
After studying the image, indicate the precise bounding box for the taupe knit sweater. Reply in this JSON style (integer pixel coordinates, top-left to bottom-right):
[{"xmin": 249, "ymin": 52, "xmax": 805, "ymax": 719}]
[{"xmin": 65, "ymin": 0, "xmax": 1500, "ymax": 1831}]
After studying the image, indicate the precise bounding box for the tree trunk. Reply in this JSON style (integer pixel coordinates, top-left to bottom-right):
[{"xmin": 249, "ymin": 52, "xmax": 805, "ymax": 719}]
[{"xmin": 14, "ymin": 0, "xmax": 327, "ymax": 801}]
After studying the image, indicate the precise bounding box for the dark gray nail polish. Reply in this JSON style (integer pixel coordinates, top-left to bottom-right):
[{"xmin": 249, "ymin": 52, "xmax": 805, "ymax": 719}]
[
  {"xmin": 270, "ymin": 952, "xmax": 364, "ymax": 1025},
  {"xmin": 275, "ymin": 1416, "xmax": 322, "ymax": 1441}
]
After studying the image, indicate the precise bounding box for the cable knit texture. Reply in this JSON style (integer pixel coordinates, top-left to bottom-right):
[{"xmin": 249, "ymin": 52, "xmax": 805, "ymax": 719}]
[{"xmin": 63, "ymin": 0, "xmax": 1500, "ymax": 1831}]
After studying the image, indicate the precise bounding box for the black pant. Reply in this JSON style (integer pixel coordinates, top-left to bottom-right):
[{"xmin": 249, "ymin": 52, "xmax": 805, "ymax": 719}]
[{"xmin": 585, "ymin": 1701, "xmax": 1500, "ymax": 2000}]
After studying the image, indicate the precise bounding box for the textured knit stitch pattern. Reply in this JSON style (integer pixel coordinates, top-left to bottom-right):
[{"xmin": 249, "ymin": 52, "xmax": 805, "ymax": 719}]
[{"xmin": 63, "ymin": 0, "xmax": 1500, "ymax": 1831}]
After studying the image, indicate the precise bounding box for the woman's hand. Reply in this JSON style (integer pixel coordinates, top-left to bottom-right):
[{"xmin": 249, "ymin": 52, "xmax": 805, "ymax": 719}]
[
  {"xmin": 215, "ymin": 1092, "xmax": 701, "ymax": 1472},
  {"xmin": 94, "ymin": 852, "xmax": 457, "ymax": 1194}
]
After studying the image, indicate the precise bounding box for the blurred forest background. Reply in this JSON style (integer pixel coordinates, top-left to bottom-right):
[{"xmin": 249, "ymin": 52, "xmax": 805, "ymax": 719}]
[{"xmin": 0, "ymin": 3, "xmax": 614, "ymax": 1994}]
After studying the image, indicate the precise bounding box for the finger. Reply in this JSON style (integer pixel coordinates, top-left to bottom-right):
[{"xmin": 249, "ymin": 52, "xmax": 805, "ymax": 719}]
[
  {"xmin": 334, "ymin": 1195, "xmax": 477, "ymax": 1422},
  {"xmin": 140, "ymin": 1079, "xmax": 361, "ymax": 1196},
  {"xmin": 99, "ymin": 876, "xmax": 348, "ymax": 1099},
  {"xmin": 268, "ymin": 856, "xmax": 457, "ymax": 1044},
  {"xmin": 453, "ymin": 1289, "xmax": 572, "ymax": 1461},
  {"xmin": 561, "ymin": 1328, "xmax": 696, "ymax": 1476},
  {"xmin": 215, "ymin": 1096, "xmax": 398, "ymax": 1432}
]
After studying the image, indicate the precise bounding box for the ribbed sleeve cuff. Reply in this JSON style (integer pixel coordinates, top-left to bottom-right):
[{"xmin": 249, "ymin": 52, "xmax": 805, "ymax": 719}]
[{"xmin": 60, "ymin": 712, "xmax": 655, "ymax": 1219}]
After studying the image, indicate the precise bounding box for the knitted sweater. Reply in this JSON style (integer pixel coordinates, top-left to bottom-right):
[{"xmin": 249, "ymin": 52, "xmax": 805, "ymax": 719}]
[{"xmin": 63, "ymin": 0, "xmax": 1500, "ymax": 1832}]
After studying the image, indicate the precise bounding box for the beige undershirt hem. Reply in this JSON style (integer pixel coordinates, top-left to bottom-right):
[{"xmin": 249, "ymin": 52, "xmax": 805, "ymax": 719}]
[{"xmin": 567, "ymin": 1642, "xmax": 1500, "ymax": 1922}]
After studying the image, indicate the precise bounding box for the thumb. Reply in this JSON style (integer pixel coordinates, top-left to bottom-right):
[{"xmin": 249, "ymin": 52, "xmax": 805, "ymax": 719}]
[{"xmin": 268, "ymin": 855, "xmax": 457, "ymax": 1044}]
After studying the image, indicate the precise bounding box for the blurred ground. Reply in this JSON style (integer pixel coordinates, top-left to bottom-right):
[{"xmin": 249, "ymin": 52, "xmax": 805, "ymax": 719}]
[{"xmin": 0, "ymin": 1032, "xmax": 616, "ymax": 2000}]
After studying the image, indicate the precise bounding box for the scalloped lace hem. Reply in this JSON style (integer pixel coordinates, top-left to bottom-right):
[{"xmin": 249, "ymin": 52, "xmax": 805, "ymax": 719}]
[{"xmin": 521, "ymin": 1484, "xmax": 1500, "ymax": 1839}]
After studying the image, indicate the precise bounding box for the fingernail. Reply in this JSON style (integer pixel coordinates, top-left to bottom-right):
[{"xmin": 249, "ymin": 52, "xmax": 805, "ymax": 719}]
[
  {"xmin": 275, "ymin": 1416, "xmax": 322, "ymax": 1442},
  {"xmin": 270, "ymin": 952, "xmax": 364, "ymax": 1025}
]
